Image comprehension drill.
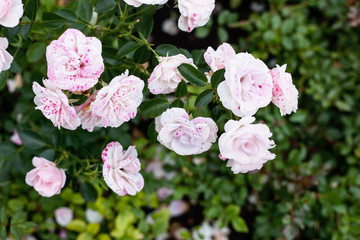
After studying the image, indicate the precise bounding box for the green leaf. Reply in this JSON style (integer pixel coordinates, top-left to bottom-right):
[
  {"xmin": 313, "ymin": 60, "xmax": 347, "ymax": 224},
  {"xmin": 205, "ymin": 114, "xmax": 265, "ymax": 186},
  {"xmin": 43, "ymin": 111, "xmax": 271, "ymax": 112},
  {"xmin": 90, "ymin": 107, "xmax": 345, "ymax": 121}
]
[
  {"xmin": 133, "ymin": 45, "xmax": 151, "ymax": 64},
  {"xmin": 140, "ymin": 98, "xmax": 170, "ymax": 118},
  {"xmin": 56, "ymin": 9, "xmax": 77, "ymax": 22},
  {"xmin": 156, "ymin": 44, "xmax": 180, "ymax": 56},
  {"xmin": 24, "ymin": 0, "xmax": 37, "ymax": 21},
  {"xmin": 175, "ymin": 81, "xmax": 188, "ymax": 98},
  {"xmin": 42, "ymin": 12, "xmax": 66, "ymax": 29},
  {"xmin": 231, "ymin": 217, "xmax": 249, "ymax": 233},
  {"xmin": 0, "ymin": 207, "xmax": 6, "ymax": 224},
  {"xmin": 0, "ymin": 71, "xmax": 9, "ymax": 91},
  {"xmin": 95, "ymin": 0, "xmax": 116, "ymax": 13},
  {"xmin": 66, "ymin": 219, "xmax": 87, "ymax": 232},
  {"xmin": 195, "ymin": 89, "xmax": 214, "ymax": 107},
  {"xmin": 26, "ymin": 42, "xmax": 46, "ymax": 63},
  {"xmin": 18, "ymin": 130, "xmax": 47, "ymax": 150},
  {"xmin": 17, "ymin": 222, "xmax": 37, "ymax": 231},
  {"xmin": 147, "ymin": 121, "xmax": 158, "ymax": 143},
  {"xmin": 0, "ymin": 225, "xmax": 6, "ymax": 240},
  {"xmin": 136, "ymin": 15, "xmax": 154, "ymax": 39},
  {"xmin": 20, "ymin": 24, "xmax": 32, "ymax": 40},
  {"xmin": 151, "ymin": 208, "xmax": 170, "ymax": 235},
  {"xmin": 170, "ymin": 99, "xmax": 185, "ymax": 108},
  {"xmin": 78, "ymin": 1, "xmax": 92, "ymax": 22},
  {"xmin": 117, "ymin": 41, "xmax": 140, "ymax": 58},
  {"xmin": 80, "ymin": 182, "xmax": 98, "ymax": 202},
  {"xmin": 211, "ymin": 68, "xmax": 225, "ymax": 89},
  {"xmin": 10, "ymin": 211, "xmax": 26, "ymax": 225},
  {"xmin": 178, "ymin": 64, "xmax": 207, "ymax": 87},
  {"xmin": 10, "ymin": 225, "xmax": 23, "ymax": 240}
]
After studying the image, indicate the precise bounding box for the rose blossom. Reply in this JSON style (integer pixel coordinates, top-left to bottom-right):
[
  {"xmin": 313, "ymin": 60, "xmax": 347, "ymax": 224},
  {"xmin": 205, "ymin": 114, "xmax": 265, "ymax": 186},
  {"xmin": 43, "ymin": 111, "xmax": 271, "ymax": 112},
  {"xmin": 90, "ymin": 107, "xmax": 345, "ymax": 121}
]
[
  {"xmin": 33, "ymin": 79, "xmax": 81, "ymax": 130},
  {"xmin": 46, "ymin": 28, "xmax": 104, "ymax": 92},
  {"xmin": 25, "ymin": 157, "xmax": 66, "ymax": 197},
  {"xmin": 204, "ymin": 43, "xmax": 236, "ymax": 73},
  {"xmin": 123, "ymin": 0, "xmax": 168, "ymax": 7},
  {"xmin": 157, "ymin": 187, "xmax": 173, "ymax": 200},
  {"xmin": 218, "ymin": 117, "xmax": 275, "ymax": 174},
  {"xmin": 270, "ymin": 64, "xmax": 298, "ymax": 116},
  {"xmin": 10, "ymin": 129, "xmax": 22, "ymax": 145},
  {"xmin": 102, "ymin": 141, "xmax": 144, "ymax": 196},
  {"xmin": 155, "ymin": 108, "xmax": 218, "ymax": 156},
  {"xmin": 55, "ymin": 207, "xmax": 73, "ymax": 227},
  {"xmin": 168, "ymin": 200, "xmax": 189, "ymax": 217},
  {"xmin": 75, "ymin": 90, "xmax": 102, "ymax": 132},
  {"xmin": 91, "ymin": 70, "xmax": 144, "ymax": 128},
  {"xmin": 148, "ymin": 54, "xmax": 195, "ymax": 94},
  {"xmin": 177, "ymin": 0, "xmax": 215, "ymax": 32},
  {"xmin": 217, "ymin": 53, "xmax": 273, "ymax": 117},
  {"xmin": 85, "ymin": 209, "xmax": 103, "ymax": 224},
  {"xmin": 0, "ymin": 37, "xmax": 13, "ymax": 72},
  {"xmin": 0, "ymin": 0, "xmax": 23, "ymax": 28}
]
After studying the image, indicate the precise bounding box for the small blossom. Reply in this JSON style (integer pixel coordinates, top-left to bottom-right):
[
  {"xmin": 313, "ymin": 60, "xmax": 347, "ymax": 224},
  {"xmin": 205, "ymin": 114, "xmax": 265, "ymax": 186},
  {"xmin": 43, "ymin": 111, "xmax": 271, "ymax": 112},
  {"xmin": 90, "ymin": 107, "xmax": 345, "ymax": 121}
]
[
  {"xmin": 10, "ymin": 129, "xmax": 22, "ymax": 145},
  {"xmin": 270, "ymin": 64, "xmax": 298, "ymax": 116},
  {"xmin": 46, "ymin": 28, "xmax": 104, "ymax": 92},
  {"xmin": 168, "ymin": 200, "xmax": 189, "ymax": 217},
  {"xmin": 217, "ymin": 52, "xmax": 273, "ymax": 117},
  {"xmin": 192, "ymin": 221, "xmax": 230, "ymax": 240},
  {"xmin": 75, "ymin": 90, "xmax": 102, "ymax": 132},
  {"xmin": 218, "ymin": 117, "xmax": 276, "ymax": 174},
  {"xmin": 0, "ymin": 0, "xmax": 23, "ymax": 28},
  {"xmin": 123, "ymin": 0, "xmax": 168, "ymax": 7},
  {"xmin": 85, "ymin": 209, "xmax": 103, "ymax": 224},
  {"xmin": 162, "ymin": 18, "xmax": 179, "ymax": 36},
  {"xmin": 148, "ymin": 54, "xmax": 195, "ymax": 94},
  {"xmin": 25, "ymin": 157, "xmax": 66, "ymax": 197},
  {"xmin": 155, "ymin": 108, "xmax": 218, "ymax": 156},
  {"xmin": 102, "ymin": 141, "xmax": 144, "ymax": 196},
  {"xmin": 177, "ymin": 0, "xmax": 215, "ymax": 32},
  {"xmin": 157, "ymin": 187, "xmax": 173, "ymax": 200},
  {"xmin": 33, "ymin": 79, "xmax": 81, "ymax": 130},
  {"xmin": 91, "ymin": 70, "xmax": 144, "ymax": 128},
  {"xmin": 0, "ymin": 37, "xmax": 13, "ymax": 72},
  {"xmin": 204, "ymin": 43, "xmax": 236, "ymax": 73},
  {"xmin": 55, "ymin": 207, "xmax": 73, "ymax": 227}
]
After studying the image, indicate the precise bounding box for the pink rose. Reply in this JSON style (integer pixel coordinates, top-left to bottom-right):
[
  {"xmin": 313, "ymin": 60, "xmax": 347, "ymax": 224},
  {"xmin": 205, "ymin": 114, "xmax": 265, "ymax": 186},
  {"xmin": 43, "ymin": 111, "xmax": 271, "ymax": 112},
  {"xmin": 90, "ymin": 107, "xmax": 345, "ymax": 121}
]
[
  {"xmin": 177, "ymin": 0, "xmax": 215, "ymax": 32},
  {"xmin": 270, "ymin": 64, "xmax": 298, "ymax": 116},
  {"xmin": 0, "ymin": 0, "xmax": 23, "ymax": 28},
  {"xmin": 123, "ymin": 0, "xmax": 168, "ymax": 7},
  {"xmin": 46, "ymin": 28, "xmax": 104, "ymax": 92},
  {"xmin": 55, "ymin": 207, "xmax": 73, "ymax": 227},
  {"xmin": 75, "ymin": 90, "xmax": 102, "ymax": 132},
  {"xmin": 218, "ymin": 117, "xmax": 276, "ymax": 174},
  {"xmin": 217, "ymin": 53, "xmax": 273, "ymax": 117},
  {"xmin": 10, "ymin": 129, "xmax": 22, "ymax": 145},
  {"xmin": 33, "ymin": 80, "xmax": 81, "ymax": 130},
  {"xmin": 155, "ymin": 108, "xmax": 218, "ymax": 156},
  {"xmin": 91, "ymin": 70, "xmax": 144, "ymax": 128},
  {"xmin": 102, "ymin": 141, "xmax": 144, "ymax": 196},
  {"xmin": 148, "ymin": 54, "xmax": 195, "ymax": 94},
  {"xmin": 25, "ymin": 157, "xmax": 66, "ymax": 197},
  {"xmin": 0, "ymin": 37, "xmax": 13, "ymax": 72},
  {"xmin": 204, "ymin": 43, "xmax": 236, "ymax": 73}
]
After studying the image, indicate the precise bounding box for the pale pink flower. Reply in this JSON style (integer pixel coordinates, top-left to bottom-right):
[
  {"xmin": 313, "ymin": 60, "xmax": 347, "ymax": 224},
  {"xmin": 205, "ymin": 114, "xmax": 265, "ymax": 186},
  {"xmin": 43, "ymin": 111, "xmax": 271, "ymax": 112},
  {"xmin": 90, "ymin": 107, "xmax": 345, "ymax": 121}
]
[
  {"xmin": 55, "ymin": 207, "xmax": 73, "ymax": 227},
  {"xmin": 155, "ymin": 108, "xmax": 218, "ymax": 156},
  {"xmin": 218, "ymin": 117, "xmax": 276, "ymax": 174},
  {"xmin": 46, "ymin": 28, "xmax": 104, "ymax": 92},
  {"xmin": 0, "ymin": 37, "xmax": 13, "ymax": 71},
  {"xmin": 25, "ymin": 157, "xmax": 66, "ymax": 197},
  {"xmin": 85, "ymin": 209, "xmax": 103, "ymax": 224},
  {"xmin": 10, "ymin": 129, "xmax": 22, "ymax": 145},
  {"xmin": 102, "ymin": 141, "xmax": 144, "ymax": 196},
  {"xmin": 91, "ymin": 70, "xmax": 144, "ymax": 128},
  {"xmin": 33, "ymin": 79, "xmax": 81, "ymax": 130},
  {"xmin": 168, "ymin": 200, "xmax": 189, "ymax": 217},
  {"xmin": 75, "ymin": 90, "xmax": 102, "ymax": 132},
  {"xmin": 157, "ymin": 187, "xmax": 173, "ymax": 200},
  {"xmin": 0, "ymin": 0, "xmax": 23, "ymax": 28},
  {"xmin": 204, "ymin": 43, "xmax": 236, "ymax": 73},
  {"xmin": 148, "ymin": 54, "xmax": 195, "ymax": 94},
  {"xmin": 270, "ymin": 64, "xmax": 298, "ymax": 116},
  {"xmin": 217, "ymin": 53, "xmax": 273, "ymax": 117},
  {"xmin": 178, "ymin": 0, "xmax": 215, "ymax": 32},
  {"xmin": 123, "ymin": 0, "xmax": 168, "ymax": 7},
  {"xmin": 192, "ymin": 221, "xmax": 230, "ymax": 240}
]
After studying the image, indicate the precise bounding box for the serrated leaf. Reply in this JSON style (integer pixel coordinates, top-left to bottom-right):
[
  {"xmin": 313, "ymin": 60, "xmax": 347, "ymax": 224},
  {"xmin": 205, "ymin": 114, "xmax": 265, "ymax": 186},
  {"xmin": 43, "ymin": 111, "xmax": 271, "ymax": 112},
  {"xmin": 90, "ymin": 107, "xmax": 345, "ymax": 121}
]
[
  {"xmin": 78, "ymin": 1, "xmax": 92, "ymax": 22},
  {"xmin": 178, "ymin": 64, "xmax": 207, "ymax": 87},
  {"xmin": 195, "ymin": 89, "xmax": 214, "ymax": 107},
  {"xmin": 95, "ymin": 0, "xmax": 116, "ymax": 13},
  {"xmin": 170, "ymin": 99, "xmax": 185, "ymax": 108},
  {"xmin": 10, "ymin": 225, "xmax": 23, "ymax": 240},
  {"xmin": 211, "ymin": 69, "xmax": 225, "ymax": 89},
  {"xmin": 56, "ymin": 9, "xmax": 77, "ymax": 22},
  {"xmin": 140, "ymin": 98, "xmax": 170, "ymax": 118},
  {"xmin": 175, "ymin": 81, "xmax": 187, "ymax": 98}
]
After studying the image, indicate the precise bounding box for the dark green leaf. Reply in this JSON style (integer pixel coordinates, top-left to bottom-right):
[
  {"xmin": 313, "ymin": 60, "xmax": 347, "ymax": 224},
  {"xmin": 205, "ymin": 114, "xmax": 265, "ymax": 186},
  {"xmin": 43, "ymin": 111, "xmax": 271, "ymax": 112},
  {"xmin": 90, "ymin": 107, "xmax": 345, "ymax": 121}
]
[
  {"xmin": 0, "ymin": 207, "xmax": 6, "ymax": 224},
  {"xmin": 95, "ymin": 0, "xmax": 116, "ymax": 13},
  {"xmin": 133, "ymin": 45, "xmax": 151, "ymax": 64},
  {"xmin": 17, "ymin": 222, "xmax": 37, "ymax": 230},
  {"xmin": 156, "ymin": 44, "xmax": 180, "ymax": 56},
  {"xmin": 26, "ymin": 42, "xmax": 46, "ymax": 63},
  {"xmin": 24, "ymin": 0, "xmax": 37, "ymax": 21},
  {"xmin": 10, "ymin": 60, "xmax": 22, "ymax": 73},
  {"xmin": 136, "ymin": 15, "xmax": 154, "ymax": 39},
  {"xmin": 0, "ymin": 71, "xmax": 9, "ymax": 91},
  {"xmin": 211, "ymin": 69, "xmax": 225, "ymax": 89},
  {"xmin": 195, "ymin": 89, "xmax": 214, "ymax": 107},
  {"xmin": 80, "ymin": 182, "xmax": 98, "ymax": 202},
  {"xmin": 175, "ymin": 81, "xmax": 187, "ymax": 98},
  {"xmin": 170, "ymin": 99, "xmax": 185, "ymax": 108},
  {"xmin": 10, "ymin": 211, "xmax": 26, "ymax": 225},
  {"xmin": 0, "ymin": 225, "xmax": 6, "ymax": 240},
  {"xmin": 78, "ymin": 1, "xmax": 92, "ymax": 22},
  {"xmin": 18, "ymin": 130, "xmax": 47, "ymax": 150},
  {"xmin": 117, "ymin": 41, "xmax": 140, "ymax": 58},
  {"xmin": 191, "ymin": 49, "xmax": 205, "ymax": 65},
  {"xmin": 42, "ymin": 12, "xmax": 66, "ymax": 29},
  {"xmin": 20, "ymin": 24, "xmax": 32, "ymax": 39},
  {"xmin": 56, "ymin": 9, "xmax": 77, "ymax": 22},
  {"xmin": 0, "ymin": 143, "xmax": 16, "ymax": 157},
  {"xmin": 140, "ymin": 98, "xmax": 170, "ymax": 118},
  {"xmin": 147, "ymin": 121, "xmax": 158, "ymax": 143},
  {"xmin": 10, "ymin": 225, "xmax": 22, "ymax": 240},
  {"xmin": 178, "ymin": 64, "xmax": 207, "ymax": 87}
]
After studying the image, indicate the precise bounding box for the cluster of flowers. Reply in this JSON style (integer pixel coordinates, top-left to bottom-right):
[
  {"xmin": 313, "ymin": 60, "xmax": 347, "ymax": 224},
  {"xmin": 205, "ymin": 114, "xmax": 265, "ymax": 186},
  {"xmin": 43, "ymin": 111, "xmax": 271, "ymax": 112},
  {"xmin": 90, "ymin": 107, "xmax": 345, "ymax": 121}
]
[{"xmin": 123, "ymin": 0, "xmax": 215, "ymax": 32}]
